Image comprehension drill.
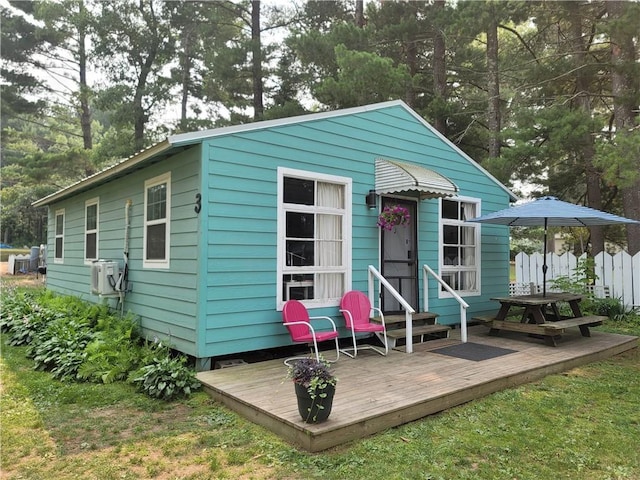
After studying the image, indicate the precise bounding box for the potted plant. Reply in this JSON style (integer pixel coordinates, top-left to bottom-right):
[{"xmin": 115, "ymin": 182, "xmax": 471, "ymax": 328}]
[
  {"xmin": 286, "ymin": 357, "xmax": 337, "ymax": 423},
  {"xmin": 377, "ymin": 204, "xmax": 410, "ymax": 231}
]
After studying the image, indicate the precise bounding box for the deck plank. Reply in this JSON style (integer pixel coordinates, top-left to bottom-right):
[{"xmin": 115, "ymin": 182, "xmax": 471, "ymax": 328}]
[{"xmin": 197, "ymin": 326, "xmax": 638, "ymax": 452}]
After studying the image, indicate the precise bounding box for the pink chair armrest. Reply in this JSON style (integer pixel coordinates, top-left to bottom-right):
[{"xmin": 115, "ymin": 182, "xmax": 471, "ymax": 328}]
[{"xmin": 308, "ymin": 315, "xmax": 338, "ymax": 332}]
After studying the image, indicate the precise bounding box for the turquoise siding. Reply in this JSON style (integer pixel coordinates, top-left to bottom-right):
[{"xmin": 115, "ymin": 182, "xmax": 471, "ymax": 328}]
[
  {"xmin": 200, "ymin": 104, "xmax": 511, "ymax": 356},
  {"xmin": 41, "ymin": 102, "xmax": 513, "ymax": 362},
  {"xmin": 44, "ymin": 147, "xmax": 202, "ymax": 355}
]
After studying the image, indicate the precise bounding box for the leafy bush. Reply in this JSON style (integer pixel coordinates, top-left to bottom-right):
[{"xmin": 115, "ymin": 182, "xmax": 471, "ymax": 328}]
[
  {"xmin": 1, "ymin": 287, "xmax": 201, "ymax": 400},
  {"xmin": 0, "ymin": 289, "xmax": 57, "ymax": 346},
  {"xmin": 548, "ymin": 257, "xmax": 597, "ymax": 294},
  {"xmin": 582, "ymin": 296, "xmax": 636, "ymax": 321},
  {"xmin": 546, "ymin": 257, "xmax": 638, "ymax": 322},
  {"xmin": 30, "ymin": 318, "xmax": 94, "ymax": 381},
  {"xmin": 131, "ymin": 353, "xmax": 201, "ymax": 401},
  {"xmin": 77, "ymin": 313, "xmax": 145, "ymax": 383}
]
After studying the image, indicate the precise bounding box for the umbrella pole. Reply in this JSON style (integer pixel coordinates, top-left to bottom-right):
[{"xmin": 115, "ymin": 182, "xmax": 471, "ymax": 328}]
[{"xmin": 542, "ymin": 218, "xmax": 548, "ymax": 297}]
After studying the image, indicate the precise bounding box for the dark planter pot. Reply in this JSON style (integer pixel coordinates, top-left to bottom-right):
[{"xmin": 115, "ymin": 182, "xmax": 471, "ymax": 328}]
[{"xmin": 294, "ymin": 382, "xmax": 335, "ymax": 423}]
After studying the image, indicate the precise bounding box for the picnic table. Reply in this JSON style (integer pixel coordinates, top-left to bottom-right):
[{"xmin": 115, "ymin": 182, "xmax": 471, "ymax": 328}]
[{"xmin": 473, "ymin": 292, "xmax": 606, "ymax": 347}]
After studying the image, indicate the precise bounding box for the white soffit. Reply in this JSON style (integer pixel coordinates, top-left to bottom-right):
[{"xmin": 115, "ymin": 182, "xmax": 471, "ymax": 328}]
[{"xmin": 375, "ymin": 158, "xmax": 459, "ymax": 199}]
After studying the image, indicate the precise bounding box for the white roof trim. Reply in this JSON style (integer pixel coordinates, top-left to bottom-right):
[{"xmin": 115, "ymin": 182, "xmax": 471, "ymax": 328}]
[
  {"xmin": 375, "ymin": 158, "xmax": 459, "ymax": 199},
  {"xmin": 167, "ymin": 100, "xmax": 406, "ymax": 146},
  {"xmin": 32, "ymin": 99, "xmax": 517, "ymax": 207},
  {"xmin": 33, "ymin": 102, "xmax": 406, "ymax": 207},
  {"xmin": 396, "ymin": 106, "xmax": 518, "ymax": 202}
]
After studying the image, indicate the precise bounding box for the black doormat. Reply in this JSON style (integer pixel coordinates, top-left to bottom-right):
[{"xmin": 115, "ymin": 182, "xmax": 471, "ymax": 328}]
[{"xmin": 430, "ymin": 342, "xmax": 517, "ymax": 362}]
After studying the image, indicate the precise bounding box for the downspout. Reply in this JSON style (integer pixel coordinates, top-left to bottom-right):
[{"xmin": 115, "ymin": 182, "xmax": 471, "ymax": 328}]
[{"xmin": 115, "ymin": 199, "xmax": 132, "ymax": 314}]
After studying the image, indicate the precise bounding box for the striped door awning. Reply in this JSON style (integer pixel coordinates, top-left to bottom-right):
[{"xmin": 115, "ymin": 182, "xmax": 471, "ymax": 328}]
[{"xmin": 375, "ymin": 158, "xmax": 459, "ymax": 199}]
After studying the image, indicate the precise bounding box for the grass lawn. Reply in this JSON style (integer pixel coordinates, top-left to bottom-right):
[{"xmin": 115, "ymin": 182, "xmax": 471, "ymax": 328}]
[{"xmin": 2, "ymin": 280, "xmax": 639, "ymax": 479}]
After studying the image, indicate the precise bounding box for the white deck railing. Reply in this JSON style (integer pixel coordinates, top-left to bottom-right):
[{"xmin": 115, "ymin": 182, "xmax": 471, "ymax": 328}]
[
  {"xmin": 367, "ymin": 265, "xmax": 417, "ymax": 353},
  {"xmin": 422, "ymin": 264, "xmax": 469, "ymax": 344}
]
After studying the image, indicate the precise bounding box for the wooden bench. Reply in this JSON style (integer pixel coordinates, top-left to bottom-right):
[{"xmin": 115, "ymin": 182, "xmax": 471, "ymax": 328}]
[
  {"xmin": 472, "ymin": 314, "xmax": 499, "ymax": 325},
  {"xmin": 473, "ymin": 315, "xmax": 606, "ymax": 347},
  {"xmin": 472, "ymin": 308, "xmax": 526, "ymax": 324},
  {"xmin": 542, "ymin": 315, "xmax": 606, "ymax": 336}
]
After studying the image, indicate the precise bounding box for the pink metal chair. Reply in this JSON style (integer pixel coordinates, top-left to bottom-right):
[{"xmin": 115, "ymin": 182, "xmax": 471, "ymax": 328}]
[
  {"xmin": 339, "ymin": 290, "xmax": 388, "ymax": 357},
  {"xmin": 282, "ymin": 299, "xmax": 340, "ymax": 365}
]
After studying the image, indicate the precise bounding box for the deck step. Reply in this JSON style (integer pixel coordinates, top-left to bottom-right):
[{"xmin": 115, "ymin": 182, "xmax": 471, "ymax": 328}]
[
  {"xmin": 372, "ymin": 312, "xmax": 439, "ymax": 326},
  {"xmin": 386, "ymin": 324, "xmax": 451, "ymax": 339},
  {"xmin": 386, "ymin": 324, "xmax": 451, "ymax": 349}
]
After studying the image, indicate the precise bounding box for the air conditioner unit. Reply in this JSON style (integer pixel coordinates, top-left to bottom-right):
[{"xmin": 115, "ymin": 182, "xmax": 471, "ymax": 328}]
[{"xmin": 91, "ymin": 260, "xmax": 120, "ymax": 295}]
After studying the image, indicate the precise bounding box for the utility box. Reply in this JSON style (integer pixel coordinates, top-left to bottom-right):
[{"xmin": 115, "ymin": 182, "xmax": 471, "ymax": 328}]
[{"xmin": 90, "ymin": 261, "xmax": 119, "ymax": 296}]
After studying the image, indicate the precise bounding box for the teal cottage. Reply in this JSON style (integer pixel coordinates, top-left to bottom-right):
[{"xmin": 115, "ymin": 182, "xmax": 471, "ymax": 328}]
[{"xmin": 33, "ymin": 100, "xmax": 517, "ymax": 370}]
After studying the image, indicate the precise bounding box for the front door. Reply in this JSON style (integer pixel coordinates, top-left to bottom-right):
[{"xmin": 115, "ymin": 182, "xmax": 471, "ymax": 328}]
[{"xmin": 381, "ymin": 197, "xmax": 418, "ymax": 313}]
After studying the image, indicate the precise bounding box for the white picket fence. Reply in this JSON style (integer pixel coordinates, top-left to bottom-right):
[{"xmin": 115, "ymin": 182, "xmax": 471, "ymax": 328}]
[{"xmin": 514, "ymin": 251, "xmax": 640, "ymax": 309}]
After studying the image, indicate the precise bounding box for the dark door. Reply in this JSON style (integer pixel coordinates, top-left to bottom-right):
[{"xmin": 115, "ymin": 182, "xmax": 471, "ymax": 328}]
[{"xmin": 381, "ymin": 198, "xmax": 418, "ymax": 313}]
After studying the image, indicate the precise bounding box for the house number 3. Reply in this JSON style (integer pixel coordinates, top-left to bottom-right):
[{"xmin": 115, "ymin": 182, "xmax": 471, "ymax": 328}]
[{"xmin": 194, "ymin": 193, "xmax": 202, "ymax": 214}]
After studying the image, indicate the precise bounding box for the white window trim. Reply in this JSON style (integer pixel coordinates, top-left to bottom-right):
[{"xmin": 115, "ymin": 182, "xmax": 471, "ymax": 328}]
[
  {"xmin": 54, "ymin": 208, "xmax": 65, "ymax": 264},
  {"xmin": 143, "ymin": 172, "xmax": 171, "ymax": 269},
  {"xmin": 276, "ymin": 167, "xmax": 352, "ymax": 310},
  {"xmin": 438, "ymin": 196, "xmax": 481, "ymax": 298},
  {"xmin": 84, "ymin": 197, "xmax": 99, "ymax": 264}
]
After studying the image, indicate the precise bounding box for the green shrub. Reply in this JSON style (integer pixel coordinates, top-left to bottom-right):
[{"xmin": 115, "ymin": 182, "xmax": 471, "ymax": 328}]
[
  {"xmin": 1, "ymin": 286, "xmax": 201, "ymax": 399},
  {"xmin": 546, "ymin": 258, "xmax": 637, "ymax": 322},
  {"xmin": 78, "ymin": 313, "xmax": 145, "ymax": 383},
  {"xmin": 40, "ymin": 293, "xmax": 110, "ymax": 329},
  {"xmin": 1, "ymin": 290, "xmax": 58, "ymax": 346},
  {"xmin": 582, "ymin": 296, "xmax": 636, "ymax": 321},
  {"xmin": 130, "ymin": 353, "xmax": 201, "ymax": 401},
  {"xmin": 30, "ymin": 318, "xmax": 94, "ymax": 381}
]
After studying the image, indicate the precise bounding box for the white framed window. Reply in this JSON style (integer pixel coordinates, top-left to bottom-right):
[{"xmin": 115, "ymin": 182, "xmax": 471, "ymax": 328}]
[
  {"xmin": 84, "ymin": 198, "xmax": 99, "ymax": 263},
  {"xmin": 440, "ymin": 197, "xmax": 480, "ymax": 296},
  {"xmin": 277, "ymin": 167, "xmax": 352, "ymax": 309},
  {"xmin": 54, "ymin": 209, "xmax": 65, "ymax": 263},
  {"xmin": 143, "ymin": 172, "xmax": 171, "ymax": 269}
]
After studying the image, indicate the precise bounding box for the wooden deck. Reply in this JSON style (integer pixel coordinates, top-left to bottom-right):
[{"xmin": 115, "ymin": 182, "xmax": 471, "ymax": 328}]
[{"xmin": 196, "ymin": 326, "xmax": 638, "ymax": 452}]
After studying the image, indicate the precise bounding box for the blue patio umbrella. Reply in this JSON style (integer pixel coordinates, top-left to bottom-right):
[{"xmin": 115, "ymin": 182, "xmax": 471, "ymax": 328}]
[{"xmin": 469, "ymin": 196, "xmax": 640, "ymax": 296}]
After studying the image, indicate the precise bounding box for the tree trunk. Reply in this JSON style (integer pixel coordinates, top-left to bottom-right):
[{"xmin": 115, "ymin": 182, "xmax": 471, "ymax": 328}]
[
  {"xmin": 355, "ymin": 0, "xmax": 365, "ymax": 28},
  {"xmin": 251, "ymin": 0, "xmax": 264, "ymax": 121},
  {"xmin": 432, "ymin": 0, "xmax": 446, "ymax": 134},
  {"xmin": 568, "ymin": 2, "xmax": 604, "ymax": 254},
  {"xmin": 486, "ymin": 10, "xmax": 500, "ymax": 159},
  {"xmin": 78, "ymin": 1, "xmax": 92, "ymax": 151},
  {"xmin": 401, "ymin": 2, "xmax": 419, "ymax": 108},
  {"xmin": 180, "ymin": 26, "xmax": 193, "ymax": 129},
  {"xmin": 607, "ymin": 1, "xmax": 640, "ymax": 254},
  {"xmin": 132, "ymin": 0, "xmax": 160, "ymax": 152},
  {"xmin": 405, "ymin": 38, "xmax": 417, "ymax": 108},
  {"xmin": 133, "ymin": 53, "xmax": 155, "ymax": 152}
]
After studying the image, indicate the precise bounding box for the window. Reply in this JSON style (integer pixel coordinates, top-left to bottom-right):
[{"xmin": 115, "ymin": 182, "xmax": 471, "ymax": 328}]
[
  {"xmin": 144, "ymin": 172, "xmax": 171, "ymax": 268},
  {"xmin": 85, "ymin": 198, "xmax": 99, "ymax": 262},
  {"xmin": 278, "ymin": 168, "xmax": 351, "ymax": 308},
  {"xmin": 440, "ymin": 198, "xmax": 480, "ymax": 295},
  {"xmin": 54, "ymin": 209, "xmax": 64, "ymax": 263}
]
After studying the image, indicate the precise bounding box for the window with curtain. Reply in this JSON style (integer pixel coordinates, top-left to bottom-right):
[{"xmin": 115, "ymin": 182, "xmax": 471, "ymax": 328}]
[
  {"xmin": 85, "ymin": 198, "xmax": 99, "ymax": 262},
  {"xmin": 441, "ymin": 198, "xmax": 479, "ymax": 294},
  {"xmin": 54, "ymin": 209, "xmax": 64, "ymax": 263},
  {"xmin": 278, "ymin": 168, "xmax": 351, "ymax": 307},
  {"xmin": 143, "ymin": 172, "xmax": 171, "ymax": 268}
]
